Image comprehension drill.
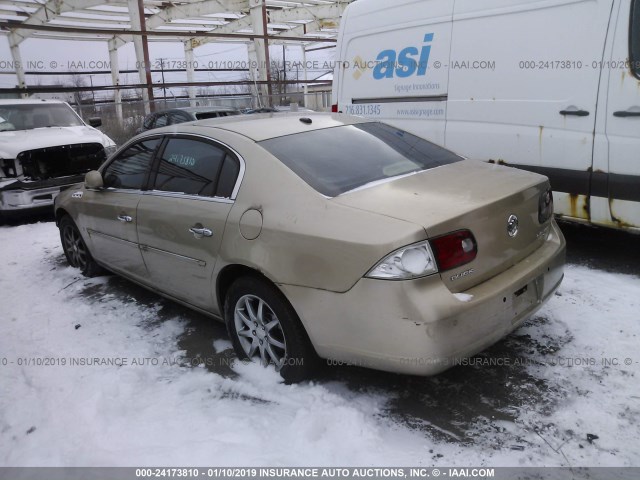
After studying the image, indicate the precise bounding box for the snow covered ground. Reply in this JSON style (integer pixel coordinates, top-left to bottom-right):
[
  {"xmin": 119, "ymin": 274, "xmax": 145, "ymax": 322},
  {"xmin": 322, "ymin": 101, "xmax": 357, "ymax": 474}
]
[{"xmin": 1, "ymin": 221, "xmax": 639, "ymax": 467}]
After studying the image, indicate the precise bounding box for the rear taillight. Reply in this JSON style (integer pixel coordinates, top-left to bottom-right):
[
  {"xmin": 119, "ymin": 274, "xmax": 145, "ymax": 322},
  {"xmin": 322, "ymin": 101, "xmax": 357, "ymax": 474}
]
[
  {"xmin": 331, "ymin": 104, "xmax": 339, "ymax": 113},
  {"xmin": 366, "ymin": 240, "xmax": 437, "ymax": 280},
  {"xmin": 538, "ymin": 188, "xmax": 554, "ymax": 224},
  {"xmin": 430, "ymin": 230, "xmax": 478, "ymax": 272}
]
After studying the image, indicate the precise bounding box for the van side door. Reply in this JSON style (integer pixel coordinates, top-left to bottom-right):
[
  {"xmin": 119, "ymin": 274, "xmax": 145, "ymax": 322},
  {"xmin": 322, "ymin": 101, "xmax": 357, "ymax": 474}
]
[
  {"xmin": 600, "ymin": 0, "xmax": 640, "ymax": 229},
  {"xmin": 446, "ymin": 0, "xmax": 614, "ymax": 221},
  {"xmin": 333, "ymin": 0, "xmax": 454, "ymax": 145}
]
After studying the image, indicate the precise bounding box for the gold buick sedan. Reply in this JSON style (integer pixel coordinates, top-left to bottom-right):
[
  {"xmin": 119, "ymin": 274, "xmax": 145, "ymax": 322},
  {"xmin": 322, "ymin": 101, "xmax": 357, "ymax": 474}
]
[{"xmin": 54, "ymin": 113, "xmax": 565, "ymax": 382}]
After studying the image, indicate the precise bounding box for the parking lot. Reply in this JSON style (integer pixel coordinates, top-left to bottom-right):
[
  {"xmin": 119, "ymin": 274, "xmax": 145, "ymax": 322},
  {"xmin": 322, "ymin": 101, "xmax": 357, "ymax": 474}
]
[{"xmin": 0, "ymin": 216, "xmax": 638, "ymax": 467}]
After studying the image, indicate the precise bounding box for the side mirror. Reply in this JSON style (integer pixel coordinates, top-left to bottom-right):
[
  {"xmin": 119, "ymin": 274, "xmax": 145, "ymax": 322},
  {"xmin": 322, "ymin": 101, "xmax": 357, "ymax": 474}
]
[
  {"xmin": 85, "ymin": 170, "xmax": 104, "ymax": 189},
  {"xmin": 88, "ymin": 117, "xmax": 102, "ymax": 128}
]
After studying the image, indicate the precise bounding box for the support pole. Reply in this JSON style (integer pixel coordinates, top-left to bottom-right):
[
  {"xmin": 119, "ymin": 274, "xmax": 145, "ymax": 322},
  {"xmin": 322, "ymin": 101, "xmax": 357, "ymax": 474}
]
[
  {"xmin": 282, "ymin": 44, "xmax": 287, "ymax": 102},
  {"xmin": 8, "ymin": 33, "xmax": 27, "ymax": 98},
  {"xmin": 249, "ymin": 0, "xmax": 271, "ymax": 107},
  {"xmin": 128, "ymin": 0, "xmax": 153, "ymax": 114},
  {"xmin": 184, "ymin": 40, "xmax": 197, "ymax": 106},
  {"xmin": 108, "ymin": 38, "xmax": 123, "ymax": 125},
  {"xmin": 302, "ymin": 45, "xmax": 309, "ymax": 109},
  {"xmin": 246, "ymin": 43, "xmax": 261, "ymax": 108},
  {"xmin": 261, "ymin": 0, "xmax": 273, "ymax": 104}
]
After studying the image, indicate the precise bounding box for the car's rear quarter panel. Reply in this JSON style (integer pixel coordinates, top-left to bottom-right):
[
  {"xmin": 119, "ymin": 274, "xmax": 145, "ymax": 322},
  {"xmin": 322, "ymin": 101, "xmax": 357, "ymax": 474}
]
[{"xmin": 206, "ymin": 128, "xmax": 427, "ymax": 294}]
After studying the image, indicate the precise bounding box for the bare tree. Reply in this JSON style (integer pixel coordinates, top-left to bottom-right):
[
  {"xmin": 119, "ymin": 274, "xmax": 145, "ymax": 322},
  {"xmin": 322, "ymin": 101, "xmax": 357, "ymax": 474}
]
[{"xmin": 67, "ymin": 72, "xmax": 90, "ymax": 117}]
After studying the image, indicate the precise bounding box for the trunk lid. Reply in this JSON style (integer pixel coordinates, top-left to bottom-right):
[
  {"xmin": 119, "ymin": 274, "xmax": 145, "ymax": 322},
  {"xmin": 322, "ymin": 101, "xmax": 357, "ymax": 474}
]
[{"xmin": 334, "ymin": 160, "xmax": 551, "ymax": 292}]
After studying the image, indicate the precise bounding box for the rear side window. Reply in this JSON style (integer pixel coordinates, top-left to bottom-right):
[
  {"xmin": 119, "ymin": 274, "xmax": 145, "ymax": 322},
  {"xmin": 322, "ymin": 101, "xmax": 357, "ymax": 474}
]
[
  {"xmin": 155, "ymin": 114, "xmax": 168, "ymax": 128},
  {"xmin": 143, "ymin": 115, "xmax": 155, "ymax": 130},
  {"xmin": 194, "ymin": 112, "xmax": 220, "ymax": 120},
  {"xmin": 169, "ymin": 112, "xmax": 192, "ymax": 124},
  {"xmin": 259, "ymin": 122, "xmax": 462, "ymax": 197},
  {"xmin": 632, "ymin": 0, "xmax": 640, "ymax": 77},
  {"xmin": 151, "ymin": 138, "xmax": 238, "ymax": 197},
  {"xmin": 103, "ymin": 138, "xmax": 160, "ymax": 190},
  {"xmin": 194, "ymin": 110, "xmax": 238, "ymax": 120}
]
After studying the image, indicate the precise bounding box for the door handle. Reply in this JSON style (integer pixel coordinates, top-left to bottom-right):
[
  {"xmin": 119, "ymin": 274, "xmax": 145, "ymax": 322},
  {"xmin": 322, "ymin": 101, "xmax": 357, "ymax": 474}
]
[
  {"xmin": 117, "ymin": 215, "xmax": 133, "ymax": 223},
  {"xmin": 613, "ymin": 109, "xmax": 640, "ymax": 118},
  {"xmin": 560, "ymin": 108, "xmax": 590, "ymax": 117},
  {"xmin": 189, "ymin": 226, "xmax": 213, "ymax": 239}
]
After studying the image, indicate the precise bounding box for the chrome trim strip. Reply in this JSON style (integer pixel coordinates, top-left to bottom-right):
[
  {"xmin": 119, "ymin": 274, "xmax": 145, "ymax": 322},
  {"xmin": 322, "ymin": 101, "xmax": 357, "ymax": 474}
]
[
  {"xmin": 87, "ymin": 229, "xmax": 138, "ymax": 247},
  {"xmin": 140, "ymin": 244, "xmax": 206, "ymax": 267},
  {"xmin": 100, "ymin": 188, "xmax": 145, "ymax": 195},
  {"xmin": 142, "ymin": 190, "xmax": 234, "ymax": 204}
]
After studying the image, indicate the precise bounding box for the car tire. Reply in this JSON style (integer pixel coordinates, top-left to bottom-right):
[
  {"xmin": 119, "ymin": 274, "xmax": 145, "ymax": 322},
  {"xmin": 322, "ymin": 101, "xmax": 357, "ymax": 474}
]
[
  {"xmin": 224, "ymin": 276, "xmax": 318, "ymax": 383},
  {"xmin": 59, "ymin": 215, "xmax": 103, "ymax": 277}
]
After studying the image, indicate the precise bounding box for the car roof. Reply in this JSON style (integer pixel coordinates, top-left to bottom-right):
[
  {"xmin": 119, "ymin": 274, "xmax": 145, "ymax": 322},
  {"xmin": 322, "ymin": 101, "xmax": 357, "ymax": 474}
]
[
  {"xmin": 151, "ymin": 112, "xmax": 371, "ymax": 142},
  {"xmin": 153, "ymin": 106, "xmax": 238, "ymax": 115}
]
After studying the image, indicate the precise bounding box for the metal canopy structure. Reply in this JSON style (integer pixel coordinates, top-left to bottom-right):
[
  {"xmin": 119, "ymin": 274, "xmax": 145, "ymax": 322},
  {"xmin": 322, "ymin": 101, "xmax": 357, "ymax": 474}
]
[{"xmin": 0, "ymin": 0, "xmax": 352, "ymax": 112}]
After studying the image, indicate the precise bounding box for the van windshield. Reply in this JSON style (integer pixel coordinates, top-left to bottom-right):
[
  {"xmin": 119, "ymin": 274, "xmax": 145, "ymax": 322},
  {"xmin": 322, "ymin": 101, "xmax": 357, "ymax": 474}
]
[
  {"xmin": 0, "ymin": 103, "xmax": 84, "ymax": 132},
  {"xmin": 259, "ymin": 122, "xmax": 462, "ymax": 197}
]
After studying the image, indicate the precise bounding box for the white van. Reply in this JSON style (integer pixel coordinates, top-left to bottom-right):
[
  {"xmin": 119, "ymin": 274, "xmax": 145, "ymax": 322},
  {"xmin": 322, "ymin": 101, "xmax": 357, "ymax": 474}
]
[{"xmin": 332, "ymin": 0, "xmax": 640, "ymax": 232}]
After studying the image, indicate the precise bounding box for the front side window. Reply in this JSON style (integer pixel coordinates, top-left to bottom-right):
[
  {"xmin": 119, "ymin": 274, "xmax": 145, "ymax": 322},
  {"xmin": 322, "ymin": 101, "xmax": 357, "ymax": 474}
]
[
  {"xmin": 102, "ymin": 138, "xmax": 160, "ymax": 190},
  {"xmin": 632, "ymin": 0, "xmax": 640, "ymax": 77},
  {"xmin": 151, "ymin": 138, "xmax": 236, "ymax": 197},
  {"xmin": 259, "ymin": 122, "xmax": 462, "ymax": 197}
]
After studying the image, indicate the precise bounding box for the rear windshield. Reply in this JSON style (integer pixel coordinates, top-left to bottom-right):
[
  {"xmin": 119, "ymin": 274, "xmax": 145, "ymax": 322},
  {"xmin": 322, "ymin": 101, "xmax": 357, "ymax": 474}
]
[{"xmin": 259, "ymin": 122, "xmax": 462, "ymax": 197}]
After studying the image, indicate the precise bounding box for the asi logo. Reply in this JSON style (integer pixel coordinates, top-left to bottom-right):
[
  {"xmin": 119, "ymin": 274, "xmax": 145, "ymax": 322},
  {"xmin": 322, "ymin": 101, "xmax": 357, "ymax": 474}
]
[{"xmin": 373, "ymin": 33, "xmax": 434, "ymax": 80}]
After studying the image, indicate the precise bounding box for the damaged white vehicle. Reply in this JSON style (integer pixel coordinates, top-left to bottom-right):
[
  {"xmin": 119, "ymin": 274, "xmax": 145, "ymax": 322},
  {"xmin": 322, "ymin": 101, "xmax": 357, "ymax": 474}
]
[{"xmin": 0, "ymin": 99, "xmax": 116, "ymax": 218}]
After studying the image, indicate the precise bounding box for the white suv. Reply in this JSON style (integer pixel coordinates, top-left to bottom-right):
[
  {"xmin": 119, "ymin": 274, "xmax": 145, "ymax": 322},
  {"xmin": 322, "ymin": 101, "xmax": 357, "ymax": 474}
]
[{"xmin": 0, "ymin": 99, "xmax": 116, "ymax": 218}]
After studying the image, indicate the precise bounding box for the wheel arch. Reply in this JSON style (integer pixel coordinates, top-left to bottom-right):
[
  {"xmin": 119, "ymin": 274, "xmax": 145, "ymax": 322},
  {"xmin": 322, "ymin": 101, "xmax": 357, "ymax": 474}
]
[
  {"xmin": 54, "ymin": 207, "xmax": 71, "ymax": 226},
  {"xmin": 217, "ymin": 262, "xmax": 321, "ymax": 374},
  {"xmin": 215, "ymin": 264, "xmax": 317, "ymax": 351},
  {"xmin": 216, "ymin": 264, "xmax": 279, "ymax": 314}
]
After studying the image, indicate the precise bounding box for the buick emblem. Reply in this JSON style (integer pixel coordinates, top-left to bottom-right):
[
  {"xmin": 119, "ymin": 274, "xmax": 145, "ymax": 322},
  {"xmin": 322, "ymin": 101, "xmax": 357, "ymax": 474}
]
[{"xmin": 507, "ymin": 214, "xmax": 519, "ymax": 237}]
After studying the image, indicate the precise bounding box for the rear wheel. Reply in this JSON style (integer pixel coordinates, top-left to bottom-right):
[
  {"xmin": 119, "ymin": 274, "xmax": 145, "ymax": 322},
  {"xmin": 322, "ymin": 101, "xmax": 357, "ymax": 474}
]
[
  {"xmin": 59, "ymin": 215, "xmax": 103, "ymax": 277},
  {"xmin": 224, "ymin": 276, "xmax": 318, "ymax": 383}
]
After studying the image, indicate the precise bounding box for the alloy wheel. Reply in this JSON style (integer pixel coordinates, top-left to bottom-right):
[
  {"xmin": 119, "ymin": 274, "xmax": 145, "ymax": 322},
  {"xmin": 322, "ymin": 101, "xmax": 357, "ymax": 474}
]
[
  {"xmin": 234, "ymin": 294, "xmax": 287, "ymax": 370},
  {"xmin": 62, "ymin": 224, "xmax": 88, "ymax": 270}
]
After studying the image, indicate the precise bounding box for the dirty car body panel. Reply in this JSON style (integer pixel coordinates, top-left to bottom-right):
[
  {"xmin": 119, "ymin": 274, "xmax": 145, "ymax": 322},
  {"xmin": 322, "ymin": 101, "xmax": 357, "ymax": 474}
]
[{"xmin": 55, "ymin": 113, "xmax": 566, "ymax": 376}]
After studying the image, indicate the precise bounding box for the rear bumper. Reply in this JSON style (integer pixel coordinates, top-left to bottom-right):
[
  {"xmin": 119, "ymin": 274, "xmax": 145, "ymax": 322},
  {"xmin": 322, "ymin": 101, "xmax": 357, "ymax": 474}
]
[{"xmin": 280, "ymin": 220, "xmax": 566, "ymax": 375}]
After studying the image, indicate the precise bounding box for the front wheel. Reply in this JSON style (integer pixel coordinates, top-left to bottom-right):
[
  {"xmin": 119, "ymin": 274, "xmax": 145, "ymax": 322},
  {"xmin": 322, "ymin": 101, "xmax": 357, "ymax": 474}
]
[
  {"xmin": 224, "ymin": 276, "xmax": 318, "ymax": 383},
  {"xmin": 59, "ymin": 215, "xmax": 103, "ymax": 277}
]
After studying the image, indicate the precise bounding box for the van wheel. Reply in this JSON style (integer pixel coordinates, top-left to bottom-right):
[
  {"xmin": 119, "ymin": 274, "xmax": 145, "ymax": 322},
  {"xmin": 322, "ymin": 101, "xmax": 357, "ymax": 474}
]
[
  {"xmin": 59, "ymin": 215, "xmax": 103, "ymax": 277},
  {"xmin": 224, "ymin": 276, "xmax": 318, "ymax": 383}
]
